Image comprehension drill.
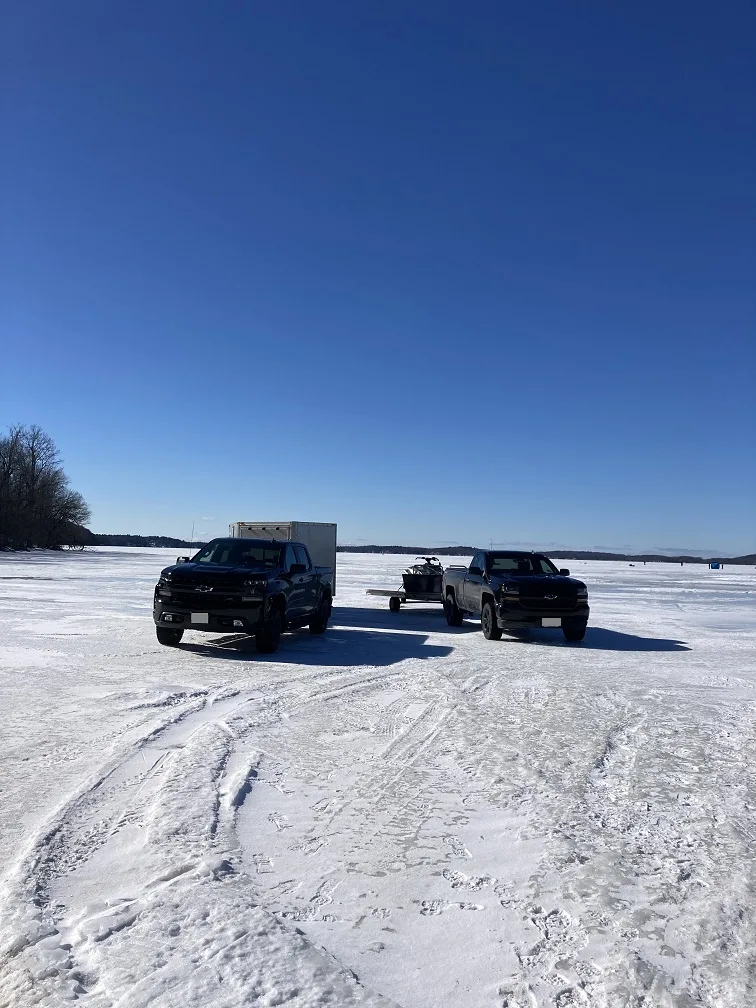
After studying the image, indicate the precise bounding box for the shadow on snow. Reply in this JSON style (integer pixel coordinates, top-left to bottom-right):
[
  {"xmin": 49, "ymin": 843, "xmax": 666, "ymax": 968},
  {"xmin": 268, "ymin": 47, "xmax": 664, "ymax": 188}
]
[
  {"xmin": 334, "ymin": 604, "xmax": 478, "ymax": 634},
  {"xmin": 334, "ymin": 606, "xmax": 691, "ymax": 651},
  {"xmin": 178, "ymin": 623, "xmax": 454, "ymax": 666},
  {"xmin": 501, "ymin": 626, "xmax": 691, "ymax": 651},
  {"xmin": 176, "ymin": 602, "xmax": 689, "ymax": 661}
]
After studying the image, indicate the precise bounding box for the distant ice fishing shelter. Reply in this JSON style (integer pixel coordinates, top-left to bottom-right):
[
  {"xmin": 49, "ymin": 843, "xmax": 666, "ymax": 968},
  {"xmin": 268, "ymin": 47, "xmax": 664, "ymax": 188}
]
[
  {"xmin": 709, "ymin": 561, "xmax": 722, "ymax": 569},
  {"xmin": 229, "ymin": 521, "xmax": 337, "ymax": 594}
]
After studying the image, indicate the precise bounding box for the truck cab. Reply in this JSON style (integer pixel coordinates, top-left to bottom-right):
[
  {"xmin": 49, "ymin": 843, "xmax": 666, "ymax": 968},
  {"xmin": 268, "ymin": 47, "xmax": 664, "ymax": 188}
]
[
  {"xmin": 153, "ymin": 537, "xmax": 333, "ymax": 653},
  {"xmin": 442, "ymin": 550, "xmax": 590, "ymax": 642}
]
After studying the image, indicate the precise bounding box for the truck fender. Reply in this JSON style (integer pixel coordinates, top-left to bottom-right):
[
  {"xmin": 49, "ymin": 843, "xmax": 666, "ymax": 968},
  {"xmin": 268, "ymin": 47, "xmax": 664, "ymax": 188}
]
[
  {"xmin": 266, "ymin": 593, "xmax": 287, "ymax": 620},
  {"xmin": 481, "ymin": 591, "xmax": 496, "ymax": 613}
]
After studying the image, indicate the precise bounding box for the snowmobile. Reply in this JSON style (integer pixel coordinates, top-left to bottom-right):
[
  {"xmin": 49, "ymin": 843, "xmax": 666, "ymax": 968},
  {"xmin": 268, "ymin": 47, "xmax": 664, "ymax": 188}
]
[{"xmin": 366, "ymin": 556, "xmax": 446, "ymax": 612}]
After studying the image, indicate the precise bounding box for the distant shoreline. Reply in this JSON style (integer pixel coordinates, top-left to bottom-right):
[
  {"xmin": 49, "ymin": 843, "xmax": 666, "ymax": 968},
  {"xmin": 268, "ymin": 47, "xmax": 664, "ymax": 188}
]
[
  {"xmin": 76, "ymin": 534, "xmax": 755, "ymax": 565},
  {"xmin": 335, "ymin": 545, "xmax": 754, "ymax": 565}
]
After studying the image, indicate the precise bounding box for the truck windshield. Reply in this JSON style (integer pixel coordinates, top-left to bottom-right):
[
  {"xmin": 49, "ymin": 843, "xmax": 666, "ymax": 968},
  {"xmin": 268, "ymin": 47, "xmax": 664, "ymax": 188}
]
[
  {"xmin": 191, "ymin": 540, "xmax": 282, "ymax": 569},
  {"xmin": 487, "ymin": 554, "xmax": 559, "ymax": 575}
]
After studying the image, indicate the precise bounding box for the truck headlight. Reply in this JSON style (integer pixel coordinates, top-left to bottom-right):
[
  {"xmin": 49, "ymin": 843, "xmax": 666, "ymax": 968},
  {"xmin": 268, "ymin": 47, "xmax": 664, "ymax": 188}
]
[
  {"xmin": 502, "ymin": 584, "xmax": 519, "ymax": 595},
  {"xmin": 576, "ymin": 586, "xmax": 588, "ymax": 597},
  {"xmin": 158, "ymin": 575, "xmax": 171, "ymax": 586},
  {"xmin": 243, "ymin": 579, "xmax": 266, "ymax": 594}
]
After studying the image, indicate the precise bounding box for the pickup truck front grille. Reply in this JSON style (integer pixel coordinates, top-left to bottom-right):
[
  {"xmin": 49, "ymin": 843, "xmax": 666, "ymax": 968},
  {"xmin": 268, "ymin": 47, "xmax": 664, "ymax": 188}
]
[
  {"xmin": 171, "ymin": 579, "xmax": 245, "ymax": 591},
  {"xmin": 518, "ymin": 586, "xmax": 578, "ymax": 612},
  {"xmin": 169, "ymin": 590, "xmax": 245, "ymax": 610},
  {"xmin": 521, "ymin": 599, "xmax": 579, "ymax": 613}
]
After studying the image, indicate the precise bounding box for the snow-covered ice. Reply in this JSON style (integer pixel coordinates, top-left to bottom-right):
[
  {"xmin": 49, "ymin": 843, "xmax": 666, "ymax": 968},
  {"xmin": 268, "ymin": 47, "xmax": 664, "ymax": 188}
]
[{"xmin": 0, "ymin": 548, "xmax": 754, "ymax": 1007}]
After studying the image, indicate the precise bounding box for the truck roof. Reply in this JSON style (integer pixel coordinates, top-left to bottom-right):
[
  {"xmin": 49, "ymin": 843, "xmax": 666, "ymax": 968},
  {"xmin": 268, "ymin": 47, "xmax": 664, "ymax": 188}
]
[{"xmin": 482, "ymin": 549, "xmax": 544, "ymax": 556}]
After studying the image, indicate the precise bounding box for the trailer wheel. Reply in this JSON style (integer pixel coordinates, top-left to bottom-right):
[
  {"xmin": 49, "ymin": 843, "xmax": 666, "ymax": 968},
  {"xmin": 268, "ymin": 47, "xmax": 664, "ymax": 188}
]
[{"xmin": 389, "ymin": 596, "xmax": 401, "ymax": 612}]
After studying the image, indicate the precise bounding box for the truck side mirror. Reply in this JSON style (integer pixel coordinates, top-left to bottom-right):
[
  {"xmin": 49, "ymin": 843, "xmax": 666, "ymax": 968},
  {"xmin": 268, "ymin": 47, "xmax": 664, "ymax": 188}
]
[
  {"xmin": 176, "ymin": 556, "xmax": 190, "ymax": 564},
  {"xmin": 290, "ymin": 563, "xmax": 307, "ymax": 574},
  {"xmin": 469, "ymin": 565, "xmax": 482, "ymax": 576},
  {"xmin": 560, "ymin": 568, "xmax": 570, "ymax": 576}
]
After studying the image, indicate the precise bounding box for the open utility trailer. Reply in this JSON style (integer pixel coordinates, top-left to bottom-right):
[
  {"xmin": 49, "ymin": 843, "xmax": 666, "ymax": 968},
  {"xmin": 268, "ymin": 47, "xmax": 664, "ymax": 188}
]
[{"xmin": 366, "ymin": 557, "xmax": 445, "ymax": 611}]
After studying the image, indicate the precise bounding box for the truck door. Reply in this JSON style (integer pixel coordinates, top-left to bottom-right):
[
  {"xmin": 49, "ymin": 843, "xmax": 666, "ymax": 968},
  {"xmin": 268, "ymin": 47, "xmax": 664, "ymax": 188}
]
[
  {"xmin": 282, "ymin": 544, "xmax": 307, "ymax": 619},
  {"xmin": 294, "ymin": 544, "xmax": 318, "ymax": 615},
  {"xmin": 460, "ymin": 556, "xmax": 472, "ymax": 609},
  {"xmin": 464, "ymin": 552, "xmax": 486, "ymax": 613}
]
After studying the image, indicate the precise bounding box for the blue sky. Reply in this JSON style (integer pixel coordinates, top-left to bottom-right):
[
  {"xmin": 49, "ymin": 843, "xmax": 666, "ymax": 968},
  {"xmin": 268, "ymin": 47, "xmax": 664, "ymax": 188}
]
[{"xmin": 2, "ymin": 1, "xmax": 754, "ymax": 553}]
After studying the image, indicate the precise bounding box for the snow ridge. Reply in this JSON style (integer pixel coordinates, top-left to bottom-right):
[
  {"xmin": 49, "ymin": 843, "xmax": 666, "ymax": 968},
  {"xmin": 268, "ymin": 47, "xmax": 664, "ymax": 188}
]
[{"xmin": 0, "ymin": 688, "xmax": 395, "ymax": 1007}]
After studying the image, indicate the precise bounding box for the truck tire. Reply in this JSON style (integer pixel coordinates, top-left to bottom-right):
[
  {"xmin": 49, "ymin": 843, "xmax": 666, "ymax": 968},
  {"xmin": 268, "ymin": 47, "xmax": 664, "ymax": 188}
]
[
  {"xmin": 481, "ymin": 600, "xmax": 502, "ymax": 640},
  {"xmin": 562, "ymin": 618, "xmax": 587, "ymax": 642},
  {"xmin": 444, "ymin": 592, "xmax": 464, "ymax": 627},
  {"xmin": 389, "ymin": 596, "xmax": 401, "ymax": 612},
  {"xmin": 156, "ymin": 627, "xmax": 183, "ymax": 646},
  {"xmin": 256, "ymin": 607, "xmax": 283, "ymax": 654},
  {"xmin": 309, "ymin": 591, "xmax": 332, "ymax": 634}
]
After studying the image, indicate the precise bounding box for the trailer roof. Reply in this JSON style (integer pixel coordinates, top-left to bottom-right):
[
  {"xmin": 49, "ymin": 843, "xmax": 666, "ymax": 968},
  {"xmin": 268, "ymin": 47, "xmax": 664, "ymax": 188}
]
[{"xmin": 210, "ymin": 536, "xmax": 284, "ymax": 546}]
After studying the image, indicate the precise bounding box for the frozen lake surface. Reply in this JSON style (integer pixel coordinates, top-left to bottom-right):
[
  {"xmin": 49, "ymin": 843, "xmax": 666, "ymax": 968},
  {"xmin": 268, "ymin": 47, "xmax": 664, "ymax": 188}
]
[{"xmin": 1, "ymin": 548, "xmax": 754, "ymax": 1007}]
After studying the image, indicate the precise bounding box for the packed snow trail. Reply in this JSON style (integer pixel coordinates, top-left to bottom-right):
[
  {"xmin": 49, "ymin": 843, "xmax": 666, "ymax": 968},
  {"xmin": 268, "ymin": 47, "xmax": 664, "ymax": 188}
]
[{"xmin": 0, "ymin": 550, "xmax": 754, "ymax": 1006}]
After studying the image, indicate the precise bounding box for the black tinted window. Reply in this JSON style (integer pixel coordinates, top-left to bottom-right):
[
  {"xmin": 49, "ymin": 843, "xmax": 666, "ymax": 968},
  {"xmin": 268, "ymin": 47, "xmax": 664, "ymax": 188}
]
[
  {"xmin": 193, "ymin": 540, "xmax": 282, "ymax": 569},
  {"xmin": 489, "ymin": 555, "xmax": 530, "ymax": 573},
  {"xmin": 294, "ymin": 545, "xmax": 310, "ymax": 569},
  {"xmin": 487, "ymin": 553, "xmax": 558, "ymax": 575},
  {"xmin": 283, "ymin": 545, "xmax": 297, "ymax": 572},
  {"xmin": 537, "ymin": 557, "xmax": 559, "ymax": 574}
]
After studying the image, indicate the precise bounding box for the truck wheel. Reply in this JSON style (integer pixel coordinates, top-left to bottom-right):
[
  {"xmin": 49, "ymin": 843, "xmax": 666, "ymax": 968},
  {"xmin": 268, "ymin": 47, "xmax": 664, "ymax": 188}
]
[
  {"xmin": 156, "ymin": 627, "xmax": 183, "ymax": 646},
  {"xmin": 562, "ymin": 618, "xmax": 587, "ymax": 642},
  {"xmin": 256, "ymin": 608, "xmax": 282, "ymax": 654},
  {"xmin": 389, "ymin": 596, "xmax": 401, "ymax": 612},
  {"xmin": 309, "ymin": 592, "xmax": 332, "ymax": 634},
  {"xmin": 444, "ymin": 593, "xmax": 464, "ymax": 627},
  {"xmin": 481, "ymin": 600, "xmax": 502, "ymax": 640}
]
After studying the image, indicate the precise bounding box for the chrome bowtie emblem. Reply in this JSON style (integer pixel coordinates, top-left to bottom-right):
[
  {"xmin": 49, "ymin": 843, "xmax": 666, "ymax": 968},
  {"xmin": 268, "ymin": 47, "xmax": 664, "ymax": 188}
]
[
  {"xmin": 195, "ymin": 585, "xmax": 213, "ymax": 593},
  {"xmin": 545, "ymin": 594, "xmax": 557, "ymax": 600}
]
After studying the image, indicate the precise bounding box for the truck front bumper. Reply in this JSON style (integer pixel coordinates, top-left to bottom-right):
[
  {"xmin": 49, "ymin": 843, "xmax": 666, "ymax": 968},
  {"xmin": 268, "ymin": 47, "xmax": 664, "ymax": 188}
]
[
  {"xmin": 496, "ymin": 602, "xmax": 590, "ymax": 629},
  {"xmin": 153, "ymin": 599, "xmax": 266, "ymax": 634}
]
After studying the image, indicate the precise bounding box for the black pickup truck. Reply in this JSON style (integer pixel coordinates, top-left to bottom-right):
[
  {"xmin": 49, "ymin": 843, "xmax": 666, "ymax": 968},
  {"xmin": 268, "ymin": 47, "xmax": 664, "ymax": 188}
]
[
  {"xmin": 442, "ymin": 550, "xmax": 589, "ymax": 642},
  {"xmin": 153, "ymin": 537, "xmax": 333, "ymax": 653}
]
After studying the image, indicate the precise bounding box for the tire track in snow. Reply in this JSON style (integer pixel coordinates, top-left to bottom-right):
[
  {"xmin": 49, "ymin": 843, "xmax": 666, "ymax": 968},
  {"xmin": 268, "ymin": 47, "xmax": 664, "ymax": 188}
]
[
  {"xmin": 493, "ymin": 696, "xmax": 756, "ymax": 1008},
  {"xmin": 491, "ymin": 708, "xmax": 649, "ymax": 1007},
  {"xmin": 251, "ymin": 667, "xmax": 562, "ymax": 933},
  {"xmin": 0, "ymin": 690, "xmax": 212, "ymax": 1005},
  {"xmin": 240, "ymin": 677, "xmax": 456, "ymax": 926},
  {"xmin": 0, "ymin": 667, "xmax": 412, "ymax": 1007}
]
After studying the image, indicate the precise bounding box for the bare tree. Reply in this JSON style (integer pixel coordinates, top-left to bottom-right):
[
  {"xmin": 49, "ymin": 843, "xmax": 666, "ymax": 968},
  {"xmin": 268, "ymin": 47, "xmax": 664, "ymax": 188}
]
[{"xmin": 0, "ymin": 425, "xmax": 91, "ymax": 550}]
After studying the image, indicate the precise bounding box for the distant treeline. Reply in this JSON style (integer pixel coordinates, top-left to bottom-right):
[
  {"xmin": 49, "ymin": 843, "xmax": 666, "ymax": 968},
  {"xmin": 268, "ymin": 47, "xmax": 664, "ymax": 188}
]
[
  {"xmin": 67, "ymin": 536, "xmax": 755, "ymax": 566},
  {"xmin": 338, "ymin": 545, "xmax": 475, "ymax": 556},
  {"xmin": 336, "ymin": 545, "xmax": 756, "ymax": 565},
  {"xmin": 84, "ymin": 533, "xmax": 208, "ymax": 548},
  {"xmin": 548, "ymin": 550, "xmax": 755, "ymax": 565},
  {"xmin": 0, "ymin": 425, "xmax": 91, "ymax": 550}
]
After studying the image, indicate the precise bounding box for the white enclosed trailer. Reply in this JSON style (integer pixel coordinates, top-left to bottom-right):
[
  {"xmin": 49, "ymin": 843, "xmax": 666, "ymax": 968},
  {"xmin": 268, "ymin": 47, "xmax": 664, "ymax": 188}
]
[{"xmin": 229, "ymin": 521, "xmax": 337, "ymax": 594}]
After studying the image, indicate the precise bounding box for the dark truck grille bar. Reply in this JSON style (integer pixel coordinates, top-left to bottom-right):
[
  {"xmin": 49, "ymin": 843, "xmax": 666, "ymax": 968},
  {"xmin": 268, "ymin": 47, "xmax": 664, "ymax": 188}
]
[
  {"xmin": 171, "ymin": 592, "xmax": 245, "ymax": 610},
  {"xmin": 518, "ymin": 587, "xmax": 578, "ymax": 612},
  {"xmin": 162, "ymin": 580, "xmax": 255, "ymax": 611}
]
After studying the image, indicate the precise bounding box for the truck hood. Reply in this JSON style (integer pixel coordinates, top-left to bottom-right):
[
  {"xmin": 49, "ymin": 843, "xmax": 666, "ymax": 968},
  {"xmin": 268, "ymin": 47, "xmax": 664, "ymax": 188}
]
[
  {"xmin": 161, "ymin": 563, "xmax": 275, "ymax": 583},
  {"xmin": 490, "ymin": 573, "xmax": 586, "ymax": 591}
]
